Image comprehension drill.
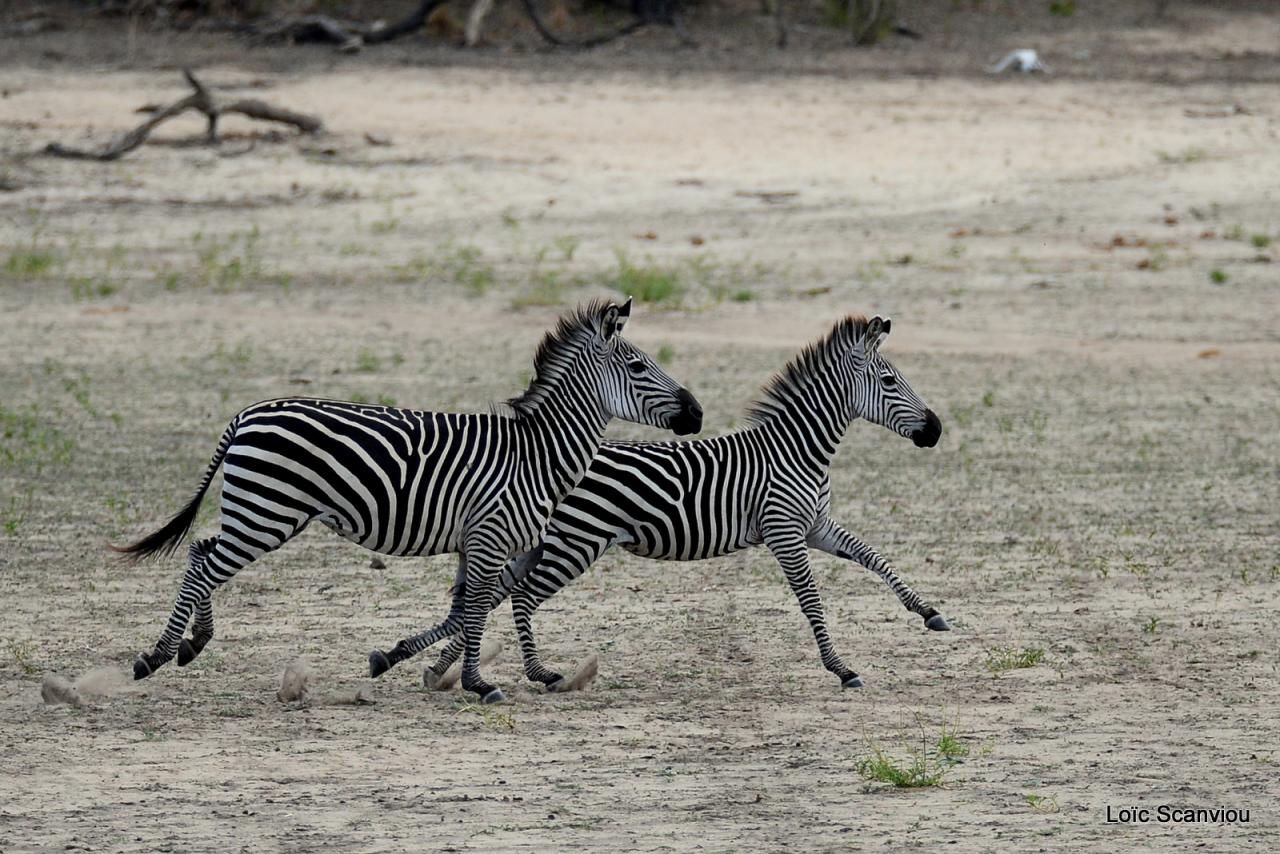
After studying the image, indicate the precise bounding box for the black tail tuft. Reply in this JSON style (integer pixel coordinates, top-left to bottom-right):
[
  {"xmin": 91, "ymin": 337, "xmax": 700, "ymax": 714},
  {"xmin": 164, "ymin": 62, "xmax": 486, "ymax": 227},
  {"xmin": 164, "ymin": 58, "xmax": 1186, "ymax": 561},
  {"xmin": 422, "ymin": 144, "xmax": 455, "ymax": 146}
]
[{"xmin": 109, "ymin": 490, "xmax": 204, "ymax": 564}]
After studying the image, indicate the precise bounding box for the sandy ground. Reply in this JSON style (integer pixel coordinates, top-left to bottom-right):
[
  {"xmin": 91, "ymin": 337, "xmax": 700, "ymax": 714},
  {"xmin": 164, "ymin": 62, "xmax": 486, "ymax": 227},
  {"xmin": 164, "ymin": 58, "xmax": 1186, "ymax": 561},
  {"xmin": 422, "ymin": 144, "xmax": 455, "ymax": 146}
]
[{"xmin": 2, "ymin": 11, "xmax": 1279, "ymax": 852}]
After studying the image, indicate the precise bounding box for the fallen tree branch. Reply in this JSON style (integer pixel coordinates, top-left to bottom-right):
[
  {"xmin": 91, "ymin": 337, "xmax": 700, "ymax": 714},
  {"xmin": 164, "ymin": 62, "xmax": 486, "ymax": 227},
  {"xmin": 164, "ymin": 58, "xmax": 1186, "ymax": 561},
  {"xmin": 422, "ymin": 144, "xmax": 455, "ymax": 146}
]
[{"xmin": 44, "ymin": 69, "xmax": 322, "ymax": 161}]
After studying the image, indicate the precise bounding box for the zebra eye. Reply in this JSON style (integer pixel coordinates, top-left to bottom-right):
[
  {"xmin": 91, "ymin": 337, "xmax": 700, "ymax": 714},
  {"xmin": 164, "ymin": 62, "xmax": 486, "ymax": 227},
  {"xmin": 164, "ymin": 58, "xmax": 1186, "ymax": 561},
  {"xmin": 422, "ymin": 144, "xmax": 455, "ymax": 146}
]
[
  {"xmin": 627, "ymin": 360, "xmax": 647, "ymax": 376},
  {"xmin": 881, "ymin": 373, "xmax": 897, "ymax": 387}
]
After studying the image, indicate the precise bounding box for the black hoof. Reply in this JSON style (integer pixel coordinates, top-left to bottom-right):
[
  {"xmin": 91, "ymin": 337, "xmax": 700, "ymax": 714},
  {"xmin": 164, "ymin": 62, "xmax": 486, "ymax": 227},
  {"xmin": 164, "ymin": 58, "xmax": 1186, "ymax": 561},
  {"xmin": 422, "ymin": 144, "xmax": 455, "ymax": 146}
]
[
  {"xmin": 841, "ymin": 674, "xmax": 864, "ymax": 689},
  {"xmin": 544, "ymin": 677, "xmax": 566, "ymax": 694},
  {"xmin": 369, "ymin": 649, "xmax": 392, "ymax": 679},
  {"xmin": 133, "ymin": 655, "xmax": 154, "ymax": 681},
  {"xmin": 925, "ymin": 613, "xmax": 952, "ymax": 632},
  {"xmin": 481, "ymin": 688, "xmax": 506, "ymax": 705}
]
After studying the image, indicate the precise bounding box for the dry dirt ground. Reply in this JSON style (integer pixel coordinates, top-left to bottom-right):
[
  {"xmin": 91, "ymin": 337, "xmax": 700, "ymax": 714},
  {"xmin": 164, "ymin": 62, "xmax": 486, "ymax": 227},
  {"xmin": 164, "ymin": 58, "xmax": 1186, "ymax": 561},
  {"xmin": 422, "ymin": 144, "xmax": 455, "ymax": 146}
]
[{"xmin": 2, "ymin": 7, "xmax": 1279, "ymax": 852}]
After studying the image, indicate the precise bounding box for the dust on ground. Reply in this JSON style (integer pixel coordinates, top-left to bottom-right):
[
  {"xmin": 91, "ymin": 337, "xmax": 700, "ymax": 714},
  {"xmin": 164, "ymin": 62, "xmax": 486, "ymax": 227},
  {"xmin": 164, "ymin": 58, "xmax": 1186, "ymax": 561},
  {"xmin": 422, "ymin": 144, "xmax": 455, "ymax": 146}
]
[{"xmin": 1, "ymin": 7, "xmax": 1279, "ymax": 851}]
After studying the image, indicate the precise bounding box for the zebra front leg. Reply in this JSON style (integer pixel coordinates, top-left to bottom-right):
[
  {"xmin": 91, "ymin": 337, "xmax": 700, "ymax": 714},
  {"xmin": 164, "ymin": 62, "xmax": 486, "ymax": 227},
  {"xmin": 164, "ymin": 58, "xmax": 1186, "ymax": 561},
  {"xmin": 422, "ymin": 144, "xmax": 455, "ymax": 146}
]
[
  {"xmin": 423, "ymin": 545, "xmax": 544, "ymax": 689},
  {"xmin": 764, "ymin": 527, "xmax": 862, "ymax": 689},
  {"xmin": 459, "ymin": 544, "xmax": 506, "ymax": 704},
  {"xmin": 807, "ymin": 517, "xmax": 950, "ymax": 631},
  {"xmin": 511, "ymin": 585, "xmax": 566, "ymax": 690}
]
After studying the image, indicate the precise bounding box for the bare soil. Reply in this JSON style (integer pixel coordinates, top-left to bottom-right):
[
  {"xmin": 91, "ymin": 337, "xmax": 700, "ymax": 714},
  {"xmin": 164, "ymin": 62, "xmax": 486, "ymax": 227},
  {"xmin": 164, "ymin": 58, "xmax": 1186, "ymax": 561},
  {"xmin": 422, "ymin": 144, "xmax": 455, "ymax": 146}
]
[{"xmin": 2, "ymin": 6, "xmax": 1278, "ymax": 851}]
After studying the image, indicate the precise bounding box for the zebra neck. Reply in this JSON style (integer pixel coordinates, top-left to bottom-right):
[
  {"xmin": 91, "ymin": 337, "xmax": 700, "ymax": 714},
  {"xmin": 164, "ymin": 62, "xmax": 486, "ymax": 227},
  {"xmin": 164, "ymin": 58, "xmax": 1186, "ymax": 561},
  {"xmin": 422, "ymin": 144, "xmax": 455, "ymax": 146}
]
[
  {"xmin": 759, "ymin": 380, "xmax": 856, "ymax": 473},
  {"xmin": 516, "ymin": 387, "xmax": 609, "ymax": 494}
]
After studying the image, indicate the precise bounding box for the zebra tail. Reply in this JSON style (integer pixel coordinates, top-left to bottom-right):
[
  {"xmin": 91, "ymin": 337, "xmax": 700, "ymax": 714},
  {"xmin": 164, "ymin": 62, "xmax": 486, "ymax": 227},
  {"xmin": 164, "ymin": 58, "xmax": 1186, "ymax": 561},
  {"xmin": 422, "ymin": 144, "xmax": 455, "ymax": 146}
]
[{"xmin": 110, "ymin": 418, "xmax": 238, "ymax": 564}]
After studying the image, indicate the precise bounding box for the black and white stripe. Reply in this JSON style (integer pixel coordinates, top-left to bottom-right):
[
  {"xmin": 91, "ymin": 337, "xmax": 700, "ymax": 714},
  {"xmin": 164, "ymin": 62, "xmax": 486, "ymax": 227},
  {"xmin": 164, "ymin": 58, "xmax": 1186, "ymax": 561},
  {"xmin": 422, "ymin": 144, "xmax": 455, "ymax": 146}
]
[
  {"xmin": 424, "ymin": 315, "xmax": 948, "ymax": 691},
  {"xmin": 115, "ymin": 299, "xmax": 703, "ymax": 703}
]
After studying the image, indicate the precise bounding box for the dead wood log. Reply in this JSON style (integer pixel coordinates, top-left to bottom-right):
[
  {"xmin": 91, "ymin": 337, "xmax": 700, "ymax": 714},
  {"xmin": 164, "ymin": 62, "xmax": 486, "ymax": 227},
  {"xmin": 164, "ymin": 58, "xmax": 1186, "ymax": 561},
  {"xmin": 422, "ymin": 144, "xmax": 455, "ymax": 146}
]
[{"xmin": 44, "ymin": 69, "xmax": 322, "ymax": 162}]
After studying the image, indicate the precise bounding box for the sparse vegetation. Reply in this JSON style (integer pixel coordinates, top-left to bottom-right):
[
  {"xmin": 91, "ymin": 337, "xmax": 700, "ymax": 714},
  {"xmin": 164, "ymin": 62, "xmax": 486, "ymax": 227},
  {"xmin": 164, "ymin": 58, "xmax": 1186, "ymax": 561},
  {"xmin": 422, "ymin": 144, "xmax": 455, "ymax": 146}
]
[
  {"xmin": 986, "ymin": 646, "xmax": 1045, "ymax": 674},
  {"xmin": 0, "ymin": 407, "xmax": 75, "ymax": 469},
  {"xmin": 1209, "ymin": 269, "xmax": 1228, "ymax": 285},
  {"xmin": 1157, "ymin": 147, "xmax": 1206, "ymax": 165},
  {"xmin": 856, "ymin": 719, "xmax": 972, "ymax": 789},
  {"xmin": 1025, "ymin": 793, "xmax": 1059, "ymax": 813},
  {"xmin": 455, "ymin": 700, "xmax": 516, "ymax": 731},
  {"xmin": 5, "ymin": 638, "xmax": 39, "ymax": 675},
  {"xmin": 612, "ymin": 252, "xmax": 682, "ymax": 305}
]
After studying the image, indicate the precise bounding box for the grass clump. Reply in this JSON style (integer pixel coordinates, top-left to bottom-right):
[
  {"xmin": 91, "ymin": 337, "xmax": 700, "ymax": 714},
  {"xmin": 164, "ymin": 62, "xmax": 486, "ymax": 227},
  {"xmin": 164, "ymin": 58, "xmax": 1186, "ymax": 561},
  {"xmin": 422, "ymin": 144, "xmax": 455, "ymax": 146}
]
[
  {"xmin": 1025, "ymin": 793, "xmax": 1060, "ymax": 813},
  {"xmin": 856, "ymin": 719, "xmax": 972, "ymax": 790},
  {"xmin": 5, "ymin": 638, "xmax": 40, "ymax": 675},
  {"xmin": 1, "ymin": 407, "xmax": 75, "ymax": 469},
  {"xmin": 4, "ymin": 249, "xmax": 59, "ymax": 278},
  {"xmin": 455, "ymin": 700, "xmax": 516, "ymax": 731},
  {"xmin": 612, "ymin": 252, "xmax": 682, "ymax": 305},
  {"xmin": 1209, "ymin": 269, "xmax": 1228, "ymax": 285},
  {"xmin": 985, "ymin": 646, "xmax": 1045, "ymax": 674}
]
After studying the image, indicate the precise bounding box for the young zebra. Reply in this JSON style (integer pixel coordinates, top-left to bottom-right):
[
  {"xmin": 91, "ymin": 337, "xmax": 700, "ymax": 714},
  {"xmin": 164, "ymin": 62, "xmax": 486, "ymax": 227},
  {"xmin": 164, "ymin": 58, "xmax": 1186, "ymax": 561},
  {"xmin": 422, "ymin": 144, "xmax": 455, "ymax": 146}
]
[
  {"xmin": 114, "ymin": 299, "xmax": 703, "ymax": 703},
  {"xmin": 419, "ymin": 314, "xmax": 948, "ymax": 691}
]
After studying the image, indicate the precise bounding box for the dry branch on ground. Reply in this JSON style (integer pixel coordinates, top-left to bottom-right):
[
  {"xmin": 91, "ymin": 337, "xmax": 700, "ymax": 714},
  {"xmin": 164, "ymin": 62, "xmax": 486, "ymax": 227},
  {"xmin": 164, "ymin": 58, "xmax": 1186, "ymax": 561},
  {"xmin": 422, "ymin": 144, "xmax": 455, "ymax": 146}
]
[{"xmin": 44, "ymin": 69, "xmax": 322, "ymax": 162}]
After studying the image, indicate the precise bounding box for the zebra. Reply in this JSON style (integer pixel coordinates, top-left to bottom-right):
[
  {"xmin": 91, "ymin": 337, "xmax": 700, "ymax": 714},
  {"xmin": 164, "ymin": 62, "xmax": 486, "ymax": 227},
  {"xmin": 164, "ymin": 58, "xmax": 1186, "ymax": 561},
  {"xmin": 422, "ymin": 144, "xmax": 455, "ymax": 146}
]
[
  {"xmin": 113, "ymin": 298, "xmax": 703, "ymax": 704},
  {"xmin": 415, "ymin": 314, "xmax": 949, "ymax": 691}
]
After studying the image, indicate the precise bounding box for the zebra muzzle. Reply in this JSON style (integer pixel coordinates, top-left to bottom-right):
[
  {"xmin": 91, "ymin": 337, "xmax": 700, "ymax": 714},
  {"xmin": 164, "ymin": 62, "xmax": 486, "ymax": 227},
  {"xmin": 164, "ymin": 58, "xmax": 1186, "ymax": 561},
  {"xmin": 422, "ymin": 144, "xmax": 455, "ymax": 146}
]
[
  {"xmin": 670, "ymin": 389, "xmax": 703, "ymax": 436},
  {"xmin": 911, "ymin": 409, "xmax": 942, "ymax": 448}
]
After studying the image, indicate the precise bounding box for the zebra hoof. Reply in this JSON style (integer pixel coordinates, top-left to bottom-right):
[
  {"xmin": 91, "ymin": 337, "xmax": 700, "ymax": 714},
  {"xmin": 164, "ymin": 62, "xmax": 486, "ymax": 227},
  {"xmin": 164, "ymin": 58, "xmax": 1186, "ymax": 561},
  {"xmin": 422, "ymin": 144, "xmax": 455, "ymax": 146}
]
[
  {"xmin": 544, "ymin": 677, "xmax": 567, "ymax": 693},
  {"xmin": 133, "ymin": 655, "xmax": 154, "ymax": 681},
  {"xmin": 925, "ymin": 613, "xmax": 952, "ymax": 632},
  {"xmin": 177, "ymin": 639, "xmax": 198, "ymax": 666},
  {"xmin": 481, "ymin": 688, "xmax": 506, "ymax": 705},
  {"xmin": 369, "ymin": 649, "xmax": 392, "ymax": 679},
  {"xmin": 841, "ymin": 674, "xmax": 865, "ymax": 689}
]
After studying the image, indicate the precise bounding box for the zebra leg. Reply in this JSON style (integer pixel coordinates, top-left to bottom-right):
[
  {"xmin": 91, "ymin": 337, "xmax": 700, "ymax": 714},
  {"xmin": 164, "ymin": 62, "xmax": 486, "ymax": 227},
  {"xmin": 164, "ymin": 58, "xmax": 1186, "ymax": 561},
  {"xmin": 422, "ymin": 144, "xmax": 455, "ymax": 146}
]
[
  {"xmin": 511, "ymin": 532, "xmax": 612, "ymax": 691},
  {"xmin": 807, "ymin": 517, "xmax": 950, "ymax": 631},
  {"xmin": 177, "ymin": 537, "xmax": 218, "ymax": 666},
  {"xmin": 134, "ymin": 519, "xmax": 306, "ymax": 680},
  {"xmin": 424, "ymin": 634, "xmax": 464, "ymax": 689},
  {"xmin": 764, "ymin": 527, "xmax": 862, "ymax": 689},
  {"xmin": 458, "ymin": 543, "xmax": 506, "ymax": 704},
  {"xmin": 423, "ymin": 545, "xmax": 543, "ymax": 687},
  {"xmin": 369, "ymin": 555, "xmax": 470, "ymax": 678},
  {"xmin": 511, "ymin": 585, "xmax": 564, "ymax": 689}
]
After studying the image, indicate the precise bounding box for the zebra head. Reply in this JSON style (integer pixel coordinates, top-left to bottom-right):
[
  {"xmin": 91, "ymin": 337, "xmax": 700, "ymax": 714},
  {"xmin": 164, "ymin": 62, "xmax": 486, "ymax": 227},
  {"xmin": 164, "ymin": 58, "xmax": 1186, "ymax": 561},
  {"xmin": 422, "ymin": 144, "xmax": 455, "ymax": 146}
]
[
  {"xmin": 850, "ymin": 316, "xmax": 941, "ymax": 448},
  {"xmin": 595, "ymin": 298, "xmax": 703, "ymax": 436}
]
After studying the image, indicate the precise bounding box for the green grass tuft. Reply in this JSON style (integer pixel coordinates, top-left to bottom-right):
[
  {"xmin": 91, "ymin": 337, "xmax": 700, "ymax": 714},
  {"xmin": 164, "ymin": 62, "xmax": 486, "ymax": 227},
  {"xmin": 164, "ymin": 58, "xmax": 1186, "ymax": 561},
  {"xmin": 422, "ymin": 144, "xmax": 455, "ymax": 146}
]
[{"xmin": 985, "ymin": 646, "xmax": 1045, "ymax": 674}]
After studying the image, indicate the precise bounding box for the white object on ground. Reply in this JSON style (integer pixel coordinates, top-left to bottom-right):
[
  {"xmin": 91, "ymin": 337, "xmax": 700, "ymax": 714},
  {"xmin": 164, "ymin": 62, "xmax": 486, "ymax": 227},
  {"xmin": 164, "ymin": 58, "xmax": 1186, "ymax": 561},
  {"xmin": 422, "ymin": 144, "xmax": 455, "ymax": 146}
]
[{"xmin": 987, "ymin": 49, "xmax": 1051, "ymax": 74}]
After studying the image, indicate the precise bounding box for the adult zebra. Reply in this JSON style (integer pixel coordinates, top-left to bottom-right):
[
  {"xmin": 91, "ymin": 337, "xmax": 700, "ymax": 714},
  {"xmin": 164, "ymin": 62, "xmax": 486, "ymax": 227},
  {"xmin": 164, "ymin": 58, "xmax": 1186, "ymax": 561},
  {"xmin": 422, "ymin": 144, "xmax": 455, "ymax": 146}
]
[
  {"xmin": 417, "ymin": 314, "xmax": 948, "ymax": 691},
  {"xmin": 114, "ymin": 299, "xmax": 703, "ymax": 703}
]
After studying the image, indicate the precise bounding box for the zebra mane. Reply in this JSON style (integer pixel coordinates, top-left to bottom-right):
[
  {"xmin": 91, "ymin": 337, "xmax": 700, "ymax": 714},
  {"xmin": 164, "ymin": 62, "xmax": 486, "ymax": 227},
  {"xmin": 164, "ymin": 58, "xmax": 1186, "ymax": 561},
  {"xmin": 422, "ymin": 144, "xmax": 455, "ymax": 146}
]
[
  {"xmin": 505, "ymin": 299, "xmax": 610, "ymax": 419},
  {"xmin": 742, "ymin": 314, "xmax": 870, "ymax": 427}
]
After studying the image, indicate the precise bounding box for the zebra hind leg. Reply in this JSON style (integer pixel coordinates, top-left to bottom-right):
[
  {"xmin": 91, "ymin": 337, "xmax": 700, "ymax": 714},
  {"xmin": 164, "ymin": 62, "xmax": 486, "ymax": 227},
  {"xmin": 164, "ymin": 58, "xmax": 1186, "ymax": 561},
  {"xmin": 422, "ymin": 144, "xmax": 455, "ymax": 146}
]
[
  {"xmin": 134, "ymin": 516, "xmax": 306, "ymax": 680},
  {"xmin": 177, "ymin": 537, "xmax": 219, "ymax": 666}
]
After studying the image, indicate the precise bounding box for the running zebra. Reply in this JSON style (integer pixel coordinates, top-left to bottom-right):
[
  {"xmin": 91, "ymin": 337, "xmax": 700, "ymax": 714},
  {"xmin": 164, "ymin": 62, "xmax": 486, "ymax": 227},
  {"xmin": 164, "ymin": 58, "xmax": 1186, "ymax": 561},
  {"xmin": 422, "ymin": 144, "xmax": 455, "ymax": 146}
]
[
  {"xmin": 419, "ymin": 314, "xmax": 948, "ymax": 691},
  {"xmin": 114, "ymin": 299, "xmax": 703, "ymax": 703}
]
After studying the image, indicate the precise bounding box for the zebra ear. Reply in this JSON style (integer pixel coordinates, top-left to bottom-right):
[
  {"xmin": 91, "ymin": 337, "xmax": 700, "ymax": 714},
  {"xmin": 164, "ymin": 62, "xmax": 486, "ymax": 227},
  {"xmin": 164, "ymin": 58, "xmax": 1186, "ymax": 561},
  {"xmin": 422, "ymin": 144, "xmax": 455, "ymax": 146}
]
[
  {"xmin": 853, "ymin": 315, "xmax": 886, "ymax": 366},
  {"xmin": 867, "ymin": 316, "xmax": 889, "ymax": 354},
  {"xmin": 614, "ymin": 297, "xmax": 633, "ymax": 334},
  {"xmin": 599, "ymin": 302, "xmax": 622, "ymax": 341}
]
